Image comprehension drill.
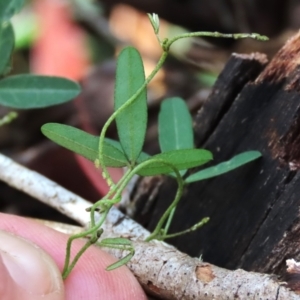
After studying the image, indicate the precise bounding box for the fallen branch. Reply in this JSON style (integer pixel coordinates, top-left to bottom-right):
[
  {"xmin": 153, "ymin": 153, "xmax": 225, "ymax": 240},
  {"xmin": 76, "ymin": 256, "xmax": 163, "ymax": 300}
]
[{"xmin": 0, "ymin": 152, "xmax": 298, "ymax": 300}]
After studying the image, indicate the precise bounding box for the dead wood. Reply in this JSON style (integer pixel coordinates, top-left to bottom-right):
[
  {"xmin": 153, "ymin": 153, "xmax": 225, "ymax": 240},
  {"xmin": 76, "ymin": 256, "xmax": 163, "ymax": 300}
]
[{"xmin": 130, "ymin": 30, "xmax": 300, "ymax": 281}]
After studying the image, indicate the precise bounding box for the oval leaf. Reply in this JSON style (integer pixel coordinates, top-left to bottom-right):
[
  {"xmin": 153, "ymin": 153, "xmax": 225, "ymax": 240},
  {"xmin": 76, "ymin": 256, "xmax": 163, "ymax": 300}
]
[
  {"xmin": 114, "ymin": 46, "xmax": 147, "ymax": 163},
  {"xmin": 106, "ymin": 252, "xmax": 134, "ymax": 271},
  {"xmin": 0, "ymin": 75, "xmax": 80, "ymax": 108},
  {"xmin": 0, "ymin": 22, "xmax": 14, "ymax": 76},
  {"xmin": 185, "ymin": 151, "xmax": 262, "ymax": 183},
  {"xmin": 100, "ymin": 238, "xmax": 132, "ymax": 246},
  {"xmin": 137, "ymin": 149, "xmax": 212, "ymax": 176},
  {"xmin": 159, "ymin": 97, "xmax": 193, "ymax": 152},
  {"xmin": 41, "ymin": 123, "xmax": 128, "ymax": 167}
]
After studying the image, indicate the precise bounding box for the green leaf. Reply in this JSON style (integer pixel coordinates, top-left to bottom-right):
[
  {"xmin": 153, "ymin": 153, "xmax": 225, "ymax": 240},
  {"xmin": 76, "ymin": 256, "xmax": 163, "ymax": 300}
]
[
  {"xmin": 106, "ymin": 252, "xmax": 134, "ymax": 271},
  {"xmin": 159, "ymin": 97, "xmax": 193, "ymax": 152},
  {"xmin": 185, "ymin": 151, "xmax": 262, "ymax": 183},
  {"xmin": 0, "ymin": 75, "xmax": 80, "ymax": 109},
  {"xmin": 100, "ymin": 238, "xmax": 132, "ymax": 246},
  {"xmin": 159, "ymin": 97, "xmax": 193, "ymax": 177},
  {"xmin": 0, "ymin": 22, "xmax": 14, "ymax": 76},
  {"xmin": 137, "ymin": 151, "xmax": 151, "ymax": 163},
  {"xmin": 137, "ymin": 149, "xmax": 212, "ymax": 176},
  {"xmin": 99, "ymin": 237, "xmax": 134, "ymax": 271},
  {"xmin": 114, "ymin": 46, "xmax": 147, "ymax": 164},
  {"xmin": 0, "ymin": 0, "xmax": 24, "ymax": 21},
  {"xmin": 41, "ymin": 123, "xmax": 128, "ymax": 167}
]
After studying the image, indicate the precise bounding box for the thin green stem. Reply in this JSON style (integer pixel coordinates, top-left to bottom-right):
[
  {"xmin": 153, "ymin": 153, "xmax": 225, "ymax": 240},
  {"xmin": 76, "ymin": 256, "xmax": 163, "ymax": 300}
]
[
  {"xmin": 89, "ymin": 168, "xmax": 132, "ymax": 227},
  {"xmin": 161, "ymin": 217, "xmax": 210, "ymax": 240},
  {"xmin": 62, "ymin": 167, "xmax": 137, "ymax": 278},
  {"xmin": 122, "ymin": 161, "xmax": 184, "ymax": 242},
  {"xmin": 90, "ymin": 158, "xmax": 185, "ymax": 237},
  {"xmin": 163, "ymin": 206, "xmax": 176, "ymax": 235},
  {"xmin": 62, "ymin": 208, "xmax": 111, "ymax": 278},
  {"xmin": 164, "ymin": 31, "xmax": 268, "ymax": 51},
  {"xmin": 69, "ymin": 168, "xmax": 136, "ymax": 274},
  {"xmin": 110, "ymin": 158, "xmax": 182, "ymax": 207},
  {"xmin": 98, "ymin": 51, "xmax": 169, "ymax": 185},
  {"xmin": 62, "ymin": 226, "xmax": 99, "ymax": 277},
  {"xmin": 89, "ymin": 202, "xmax": 112, "ymax": 236},
  {"xmin": 145, "ymin": 177, "xmax": 183, "ymax": 241},
  {"xmin": 62, "ymin": 238, "xmax": 95, "ymax": 279}
]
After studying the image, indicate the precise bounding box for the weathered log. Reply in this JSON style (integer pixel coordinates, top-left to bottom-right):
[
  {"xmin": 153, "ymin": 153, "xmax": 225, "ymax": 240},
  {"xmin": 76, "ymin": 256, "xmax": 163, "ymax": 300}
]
[{"xmin": 131, "ymin": 31, "xmax": 300, "ymax": 279}]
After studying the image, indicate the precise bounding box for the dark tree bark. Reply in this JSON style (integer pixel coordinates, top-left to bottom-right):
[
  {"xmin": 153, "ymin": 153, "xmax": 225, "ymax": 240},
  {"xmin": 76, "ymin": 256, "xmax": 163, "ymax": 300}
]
[{"xmin": 130, "ymin": 31, "xmax": 300, "ymax": 278}]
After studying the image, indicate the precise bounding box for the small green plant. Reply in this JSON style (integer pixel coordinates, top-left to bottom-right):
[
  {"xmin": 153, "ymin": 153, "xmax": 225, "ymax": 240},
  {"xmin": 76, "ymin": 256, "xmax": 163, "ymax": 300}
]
[
  {"xmin": 0, "ymin": 2, "xmax": 267, "ymax": 279},
  {"xmin": 41, "ymin": 14, "xmax": 266, "ymax": 278}
]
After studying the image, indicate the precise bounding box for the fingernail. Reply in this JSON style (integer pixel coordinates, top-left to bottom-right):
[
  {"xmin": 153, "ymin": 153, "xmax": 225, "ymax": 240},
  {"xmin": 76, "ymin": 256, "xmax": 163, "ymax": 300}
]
[{"xmin": 0, "ymin": 230, "xmax": 64, "ymax": 299}]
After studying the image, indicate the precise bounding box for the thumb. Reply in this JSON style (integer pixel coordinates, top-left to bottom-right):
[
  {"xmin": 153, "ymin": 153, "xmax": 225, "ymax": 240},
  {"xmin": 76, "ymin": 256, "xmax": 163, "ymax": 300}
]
[{"xmin": 0, "ymin": 230, "xmax": 64, "ymax": 300}]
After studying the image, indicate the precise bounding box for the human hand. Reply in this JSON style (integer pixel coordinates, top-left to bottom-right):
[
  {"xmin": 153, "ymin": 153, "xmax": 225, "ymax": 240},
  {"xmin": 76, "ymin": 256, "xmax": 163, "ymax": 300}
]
[{"xmin": 0, "ymin": 213, "xmax": 147, "ymax": 300}]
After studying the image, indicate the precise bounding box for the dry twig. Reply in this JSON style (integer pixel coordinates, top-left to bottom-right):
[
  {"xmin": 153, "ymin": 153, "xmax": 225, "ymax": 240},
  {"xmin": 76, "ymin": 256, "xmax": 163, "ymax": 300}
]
[{"xmin": 0, "ymin": 153, "xmax": 298, "ymax": 300}]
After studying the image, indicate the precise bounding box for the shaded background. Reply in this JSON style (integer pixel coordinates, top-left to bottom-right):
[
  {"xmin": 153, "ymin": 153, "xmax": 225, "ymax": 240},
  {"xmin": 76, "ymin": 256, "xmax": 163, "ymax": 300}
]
[{"xmin": 0, "ymin": 0, "xmax": 299, "ymax": 224}]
